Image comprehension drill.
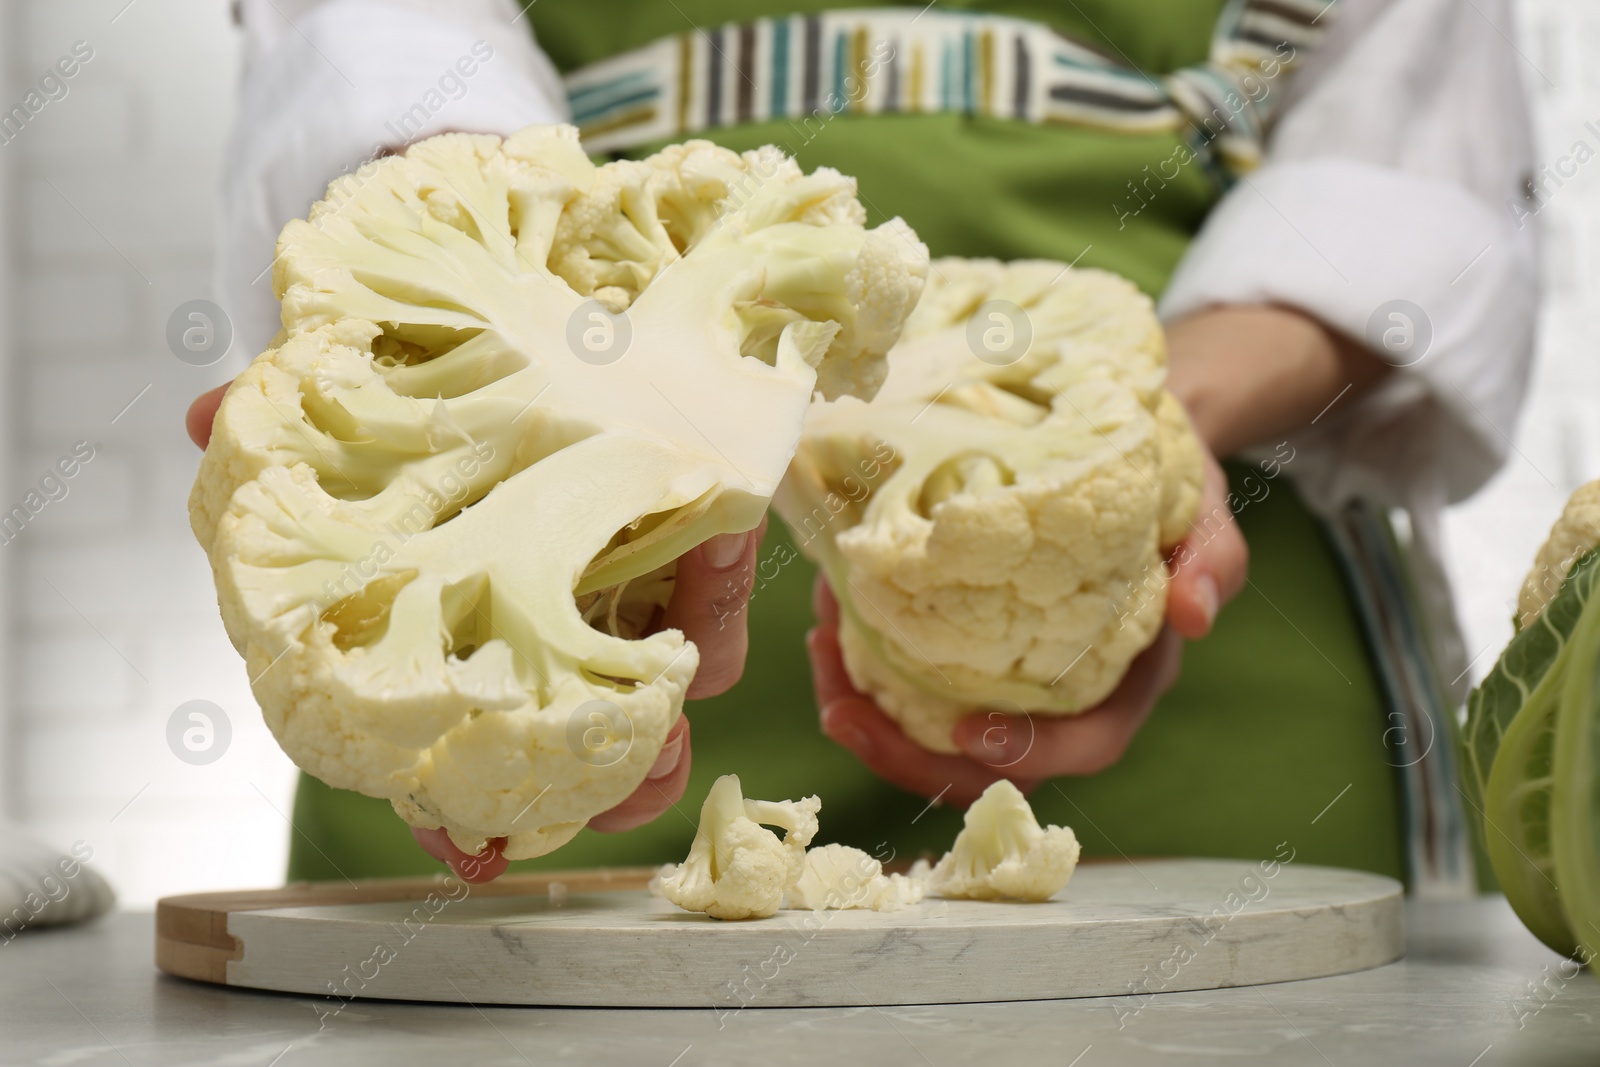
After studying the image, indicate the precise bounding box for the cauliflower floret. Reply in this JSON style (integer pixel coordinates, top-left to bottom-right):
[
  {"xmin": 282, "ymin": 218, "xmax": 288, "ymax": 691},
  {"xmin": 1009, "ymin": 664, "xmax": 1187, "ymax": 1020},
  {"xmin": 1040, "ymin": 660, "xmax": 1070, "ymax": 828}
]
[
  {"xmin": 653, "ymin": 774, "xmax": 821, "ymax": 920},
  {"xmin": 776, "ymin": 259, "xmax": 1201, "ymax": 753},
  {"xmin": 783, "ymin": 843, "xmax": 924, "ymax": 912},
  {"xmin": 191, "ymin": 125, "xmax": 926, "ymax": 858},
  {"xmin": 1518, "ymin": 479, "xmax": 1600, "ymax": 629},
  {"xmin": 925, "ymin": 780, "xmax": 1080, "ymax": 902}
]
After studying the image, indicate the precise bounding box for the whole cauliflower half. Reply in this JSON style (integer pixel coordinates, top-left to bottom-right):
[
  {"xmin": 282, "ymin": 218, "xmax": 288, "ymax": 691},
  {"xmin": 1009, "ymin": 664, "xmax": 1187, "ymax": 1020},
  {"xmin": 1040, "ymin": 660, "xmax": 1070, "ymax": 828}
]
[
  {"xmin": 190, "ymin": 126, "xmax": 926, "ymax": 859},
  {"xmin": 776, "ymin": 259, "xmax": 1202, "ymax": 752},
  {"xmin": 926, "ymin": 779, "xmax": 1081, "ymax": 902},
  {"xmin": 653, "ymin": 774, "xmax": 821, "ymax": 920}
]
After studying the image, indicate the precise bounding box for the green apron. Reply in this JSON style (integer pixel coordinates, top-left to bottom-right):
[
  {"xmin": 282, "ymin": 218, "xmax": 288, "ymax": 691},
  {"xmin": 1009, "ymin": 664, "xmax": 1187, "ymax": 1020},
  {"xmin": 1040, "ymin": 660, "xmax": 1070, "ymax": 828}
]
[{"xmin": 287, "ymin": 0, "xmax": 1408, "ymax": 884}]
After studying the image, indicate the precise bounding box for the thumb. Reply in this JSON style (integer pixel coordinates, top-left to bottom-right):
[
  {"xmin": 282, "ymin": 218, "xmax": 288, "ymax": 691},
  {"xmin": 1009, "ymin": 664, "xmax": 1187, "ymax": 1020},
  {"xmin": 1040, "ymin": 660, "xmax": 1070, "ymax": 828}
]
[
  {"xmin": 186, "ymin": 382, "xmax": 231, "ymax": 450},
  {"xmin": 1166, "ymin": 450, "xmax": 1248, "ymax": 640}
]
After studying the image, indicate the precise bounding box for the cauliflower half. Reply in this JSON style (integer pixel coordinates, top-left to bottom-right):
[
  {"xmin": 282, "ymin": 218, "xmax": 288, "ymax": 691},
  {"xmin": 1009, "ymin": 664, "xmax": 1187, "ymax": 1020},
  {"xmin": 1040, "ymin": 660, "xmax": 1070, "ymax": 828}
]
[
  {"xmin": 926, "ymin": 779, "xmax": 1081, "ymax": 902},
  {"xmin": 783, "ymin": 843, "xmax": 924, "ymax": 912},
  {"xmin": 190, "ymin": 126, "xmax": 926, "ymax": 858},
  {"xmin": 653, "ymin": 774, "xmax": 821, "ymax": 920},
  {"xmin": 776, "ymin": 259, "xmax": 1202, "ymax": 752}
]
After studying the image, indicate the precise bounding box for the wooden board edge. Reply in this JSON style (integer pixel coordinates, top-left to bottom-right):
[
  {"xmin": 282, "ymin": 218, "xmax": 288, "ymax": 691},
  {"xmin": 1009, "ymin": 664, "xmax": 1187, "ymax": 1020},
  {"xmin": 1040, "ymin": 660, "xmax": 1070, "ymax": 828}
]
[
  {"xmin": 155, "ymin": 930, "xmax": 238, "ymax": 984},
  {"xmin": 158, "ymin": 866, "xmax": 660, "ymax": 914},
  {"xmin": 154, "ymin": 866, "xmax": 659, "ymax": 984}
]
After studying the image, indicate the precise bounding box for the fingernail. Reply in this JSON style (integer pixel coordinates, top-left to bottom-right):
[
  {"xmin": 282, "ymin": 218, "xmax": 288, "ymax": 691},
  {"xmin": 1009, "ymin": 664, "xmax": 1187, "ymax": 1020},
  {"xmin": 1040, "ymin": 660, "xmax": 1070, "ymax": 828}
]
[
  {"xmin": 701, "ymin": 532, "xmax": 750, "ymax": 571},
  {"xmin": 1195, "ymin": 574, "xmax": 1219, "ymax": 627},
  {"xmin": 647, "ymin": 734, "xmax": 684, "ymax": 780}
]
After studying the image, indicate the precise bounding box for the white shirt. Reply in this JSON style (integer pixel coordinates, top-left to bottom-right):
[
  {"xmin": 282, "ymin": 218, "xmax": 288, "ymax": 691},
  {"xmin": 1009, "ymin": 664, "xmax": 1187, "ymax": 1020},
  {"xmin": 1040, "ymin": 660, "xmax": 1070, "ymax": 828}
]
[
  {"xmin": 1159, "ymin": 0, "xmax": 1537, "ymax": 696},
  {"xmin": 215, "ymin": 0, "xmax": 1538, "ymax": 693}
]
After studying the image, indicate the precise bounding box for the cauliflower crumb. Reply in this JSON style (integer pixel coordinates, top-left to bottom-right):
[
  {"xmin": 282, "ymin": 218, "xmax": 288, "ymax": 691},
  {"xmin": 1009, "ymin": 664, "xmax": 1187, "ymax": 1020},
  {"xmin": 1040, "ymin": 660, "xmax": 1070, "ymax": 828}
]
[
  {"xmin": 783, "ymin": 843, "xmax": 924, "ymax": 912},
  {"xmin": 926, "ymin": 780, "xmax": 1080, "ymax": 902},
  {"xmin": 654, "ymin": 775, "xmax": 821, "ymax": 920}
]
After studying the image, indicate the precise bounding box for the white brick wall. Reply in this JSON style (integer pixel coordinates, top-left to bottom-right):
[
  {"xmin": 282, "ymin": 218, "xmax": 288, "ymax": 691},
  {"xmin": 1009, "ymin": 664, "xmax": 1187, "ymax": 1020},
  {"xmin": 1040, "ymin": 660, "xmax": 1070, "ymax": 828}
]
[
  {"xmin": 0, "ymin": 0, "xmax": 14, "ymax": 823},
  {"xmin": 0, "ymin": 0, "xmax": 1588, "ymax": 910},
  {"xmin": 1, "ymin": 0, "xmax": 297, "ymax": 909}
]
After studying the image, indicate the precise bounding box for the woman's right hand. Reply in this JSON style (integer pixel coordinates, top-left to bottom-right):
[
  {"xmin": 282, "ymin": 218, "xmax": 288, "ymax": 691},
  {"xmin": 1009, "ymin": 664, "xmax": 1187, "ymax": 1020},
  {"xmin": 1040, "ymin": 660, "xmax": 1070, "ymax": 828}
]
[{"xmin": 808, "ymin": 445, "xmax": 1246, "ymax": 807}]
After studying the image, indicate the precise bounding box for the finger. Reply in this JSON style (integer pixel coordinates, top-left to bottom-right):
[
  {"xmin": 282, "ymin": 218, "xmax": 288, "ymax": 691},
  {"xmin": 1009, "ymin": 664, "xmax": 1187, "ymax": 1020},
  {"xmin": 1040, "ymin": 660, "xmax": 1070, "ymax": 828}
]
[
  {"xmin": 1166, "ymin": 452, "xmax": 1249, "ymax": 640},
  {"xmin": 186, "ymin": 383, "xmax": 231, "ymax": 450},
  {"xmin": 663, "ymin": 516, "xmax": 767, "ymax": 699},
  {"xmin": 588, "ymin": 715, "xmax": 692, "ymax": 833},
  {"xmin": 953, "ymin": 627, "xmax": 1184, "ymax": 778},
  {"xmin": 410, "ymin": 826, "xmax": 510, "ymax": 884},
  {"xmin": 812, "ymin": 573, "xmax": 840, "ymax": 627},
  {"xmin": 819, "ymin": 694, "xmax": 1024, "ymax": 807},
  {"xmin": 805, "ymin": 623, "xmax": 863, "ymax": 707}
]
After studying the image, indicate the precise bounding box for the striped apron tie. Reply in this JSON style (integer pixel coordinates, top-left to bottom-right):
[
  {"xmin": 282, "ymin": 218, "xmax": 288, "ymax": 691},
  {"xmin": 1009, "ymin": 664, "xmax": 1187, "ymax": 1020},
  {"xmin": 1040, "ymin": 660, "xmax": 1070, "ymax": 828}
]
[
  {"xmin": 563, "ymin": 0, "xmax": 1340, "ymax": 180},
  {"xmin": 1325, "ymin": 502, "xmax": 1479, "ymax": 898}
]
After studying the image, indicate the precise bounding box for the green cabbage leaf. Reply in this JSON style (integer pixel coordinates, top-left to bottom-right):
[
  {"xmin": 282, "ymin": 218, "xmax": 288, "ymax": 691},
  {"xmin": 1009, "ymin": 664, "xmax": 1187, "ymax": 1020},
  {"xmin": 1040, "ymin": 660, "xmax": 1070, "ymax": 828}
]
[{"xmin": 1466, "ymin": 546, "xmax": 1600, "ymax": 963}]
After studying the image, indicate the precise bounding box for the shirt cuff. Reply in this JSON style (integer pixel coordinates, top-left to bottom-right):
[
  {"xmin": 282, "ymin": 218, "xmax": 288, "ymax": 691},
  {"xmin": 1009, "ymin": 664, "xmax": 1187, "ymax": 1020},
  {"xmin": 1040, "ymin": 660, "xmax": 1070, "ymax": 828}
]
[
  {"xmin": 1157, "ymin": 157, "xmax": 1538, "ymax": 511},
  {"xmin": 218, "ymin": 0, "xmax": 567, "ymax": 357}
]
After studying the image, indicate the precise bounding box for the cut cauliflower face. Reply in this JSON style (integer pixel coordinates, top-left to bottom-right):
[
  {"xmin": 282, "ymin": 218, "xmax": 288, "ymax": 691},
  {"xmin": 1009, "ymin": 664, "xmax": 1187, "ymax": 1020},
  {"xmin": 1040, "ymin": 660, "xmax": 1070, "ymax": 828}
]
[
  {"xmin": 926, "ymin": 779, "xmax": 1080, "ymax": 902},
  {"xmin": 783, "ymin": 843, "xmax": 924, "ymax": 911},
  {"xmin": 653, "ymin": 774, "xmax": 821, "ymax": 920},
  {"xmin": 190, "ymin": 126, "xmax": 926, "ymax": 859},
  {"xmin": 776, "ymin": 259, "xmax": 1201, "ymax": 753}
]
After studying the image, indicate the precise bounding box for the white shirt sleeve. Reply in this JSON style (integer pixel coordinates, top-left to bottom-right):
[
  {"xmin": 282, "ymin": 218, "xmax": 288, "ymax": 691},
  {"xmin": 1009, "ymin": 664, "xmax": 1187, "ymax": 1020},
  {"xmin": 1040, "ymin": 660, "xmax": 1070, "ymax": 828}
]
[
  {"xmin": 216, "ymin": 0, "xmax": 568, "ymax": 357},
  {"xmin": 1159, "ymin": 0, "xmax": 1538, "ymax": 514},
  {"xmin": 1157, "ymin": 0, "xmax": 1538, "ymax": 697}
]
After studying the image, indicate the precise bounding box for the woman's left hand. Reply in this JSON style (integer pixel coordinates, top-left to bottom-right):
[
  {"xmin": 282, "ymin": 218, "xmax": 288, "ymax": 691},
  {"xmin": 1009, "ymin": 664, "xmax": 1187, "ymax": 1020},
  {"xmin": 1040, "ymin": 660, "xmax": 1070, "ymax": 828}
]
[{"xmin": 807, "ymin": 445, "xmax": 1246, "ymax": 807}]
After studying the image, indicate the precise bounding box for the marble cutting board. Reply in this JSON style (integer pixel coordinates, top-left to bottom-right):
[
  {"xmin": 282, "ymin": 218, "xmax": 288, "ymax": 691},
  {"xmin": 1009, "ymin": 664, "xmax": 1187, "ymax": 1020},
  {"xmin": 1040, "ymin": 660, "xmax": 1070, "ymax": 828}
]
[{"xmin": 155, "ymin": 859, "xmax": 1403, "ymax": 1008}]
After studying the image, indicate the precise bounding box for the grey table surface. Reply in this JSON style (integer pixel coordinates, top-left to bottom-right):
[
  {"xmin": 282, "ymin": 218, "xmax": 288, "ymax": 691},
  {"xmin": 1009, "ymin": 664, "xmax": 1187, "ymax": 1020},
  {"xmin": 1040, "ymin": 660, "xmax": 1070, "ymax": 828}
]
[{"xmin": 1, "ymin": 898, "xmax": 1595, "ymax": 1067}]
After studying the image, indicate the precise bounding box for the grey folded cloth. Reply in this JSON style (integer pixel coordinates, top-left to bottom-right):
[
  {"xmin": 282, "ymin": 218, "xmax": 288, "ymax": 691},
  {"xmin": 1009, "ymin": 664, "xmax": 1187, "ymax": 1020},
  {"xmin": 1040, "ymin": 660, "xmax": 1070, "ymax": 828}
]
[{"xmin": 0, "ymin": 821, "xmax": 115, "ymax": 937}]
